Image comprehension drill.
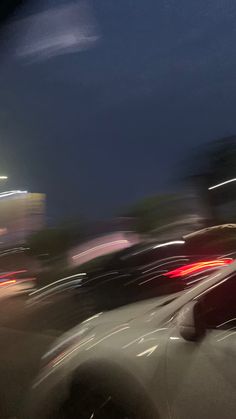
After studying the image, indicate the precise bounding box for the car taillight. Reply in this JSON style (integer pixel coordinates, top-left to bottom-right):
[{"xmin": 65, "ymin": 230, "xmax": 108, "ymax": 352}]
[{"xmin": 164, "ymin": 258, "xmax": 233, "ymax": 278}]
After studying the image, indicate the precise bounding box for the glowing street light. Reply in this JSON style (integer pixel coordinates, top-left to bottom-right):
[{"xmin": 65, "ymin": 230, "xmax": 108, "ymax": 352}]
[{"xmin": 0, "ymin": 176, "xmax": 8, "ymax": 180}]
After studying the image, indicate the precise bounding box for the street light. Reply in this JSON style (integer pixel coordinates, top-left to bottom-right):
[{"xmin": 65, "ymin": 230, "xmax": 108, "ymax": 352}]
[{"xmin": 0, "ymin": 176, "xmax": 8, "ymax": 180}]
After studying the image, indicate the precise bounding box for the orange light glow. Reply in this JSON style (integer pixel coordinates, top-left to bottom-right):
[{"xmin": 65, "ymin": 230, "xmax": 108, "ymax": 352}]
[
  {"xmin": 0, "ymin": 279, "xmax": 16, "ymax": 286},
  {"xmin": 164, "ymin": 259, "xmax": 233, "ymax": 278}
]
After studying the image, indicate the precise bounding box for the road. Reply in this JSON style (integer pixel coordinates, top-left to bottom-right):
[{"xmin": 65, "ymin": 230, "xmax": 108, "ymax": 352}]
[
  {"xmin": 0, "ymin": 295, "xmax": 59, "ymax": 419},
  {"xmin": 0, "ymin": 288, "xmax": 96, "ymax": 419}
]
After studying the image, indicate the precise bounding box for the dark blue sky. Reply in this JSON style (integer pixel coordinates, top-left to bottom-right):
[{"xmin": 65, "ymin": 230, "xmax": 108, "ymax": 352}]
[{"xmin": 0, "ymin": 0, "xmax": 236, "ymax": 221}]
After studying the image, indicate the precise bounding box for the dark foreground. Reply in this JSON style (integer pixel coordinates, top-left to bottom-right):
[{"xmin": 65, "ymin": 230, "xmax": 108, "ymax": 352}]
[{"xmin": 0, "ymin": 294, "xmax": 77, "ymax": 419}]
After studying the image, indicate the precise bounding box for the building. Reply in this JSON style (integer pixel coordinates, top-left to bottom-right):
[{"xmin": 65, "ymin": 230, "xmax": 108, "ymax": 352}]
[{"xmin": 0, "ymin": 191, "xmax": 45, "ymax": 248}]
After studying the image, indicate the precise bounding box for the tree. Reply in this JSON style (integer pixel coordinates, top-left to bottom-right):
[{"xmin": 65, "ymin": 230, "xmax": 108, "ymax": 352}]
[
  {"xmin": 186, "ymin": 136, "xmax": 236, "ymax": 223},
  {"xmin": 27, "ymin": 228, "xmax": 71, "ymax": 259},
  {"xmin": 125, "ymin": 194, "xmax": 183, "ymax": 234},
  {"xmin": 27, "ymin": 220, "xmax": 86, "ymax": 259}
]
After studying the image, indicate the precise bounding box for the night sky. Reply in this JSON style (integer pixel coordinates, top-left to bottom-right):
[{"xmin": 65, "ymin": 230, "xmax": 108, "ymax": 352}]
[{"xmin": 0, "ymin": 0, "xmax": 236, "ymax": 221}]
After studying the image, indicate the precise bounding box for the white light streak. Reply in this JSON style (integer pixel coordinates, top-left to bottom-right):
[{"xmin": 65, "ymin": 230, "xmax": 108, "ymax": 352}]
[
  {"xmin": 153, "ymin": 240, "xmax": 185, "ymax": 249},
  {"xmin": 86, "ymin": 326, "xmax": 130, "ymax": 350},
  {"xmin": 82, "ymin": 312, "xmax": 103, "ymax": 324},
  {"xmin": 122, "ymin": 328, "xmax": 167, "ymax": 349},
  {"xmin": 217, "ymin": 331, "xmax": 236, "ymax": 342},
  {"xmin": 29, "ymin": 272, "xmax": 86, "ymax": 297},
  {"xmin": 0, "ymin": 190, "xmax": 28, "ymax": 198},
  {"xmin": 72, "ymin": 240, "xmax": 129, "ymax": 260},
  {"xmin": 208, "ymin": 178, "xmax": 236, "ymax": 190},
  {"xmin": 136, "ymin": 345, "xmax": 158, "ymax": 357},
  {"xmin": 0, "ymin": 176, "xmax": 8, "ymax": 180}
]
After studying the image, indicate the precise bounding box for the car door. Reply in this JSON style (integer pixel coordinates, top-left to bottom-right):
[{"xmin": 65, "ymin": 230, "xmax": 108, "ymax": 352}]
[{"xmin": 166, "ymin": 274, "xmax": 236, "ymax": 419}]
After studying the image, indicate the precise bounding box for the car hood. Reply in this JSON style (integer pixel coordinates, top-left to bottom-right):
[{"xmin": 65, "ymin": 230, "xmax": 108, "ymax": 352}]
[
  {"xmin": 40, "ymin": 292, "xmax": 182, "ymax": 371},
  {"xmin": 85, "ymin": 292, "xmax": 180, "ymax": 324},
  {"xmin": 56, "ymin": 292, "xmax": 180, "ymax": 345},
  {"xmin": 42, "ymin": 262, "xmax": 236, "ymax": 366}
]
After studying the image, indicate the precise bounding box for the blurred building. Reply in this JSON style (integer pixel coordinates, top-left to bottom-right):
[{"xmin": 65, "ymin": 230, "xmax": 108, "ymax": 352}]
[{"xmin": 0, "ymin": 191, "xmax": 45, "ymax": 248}]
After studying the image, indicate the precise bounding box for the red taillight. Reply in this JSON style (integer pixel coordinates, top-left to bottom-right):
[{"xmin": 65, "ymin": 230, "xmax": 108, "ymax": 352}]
[{"xmin": 164, "ymin": 259, "xmax": 233, "ymax": 278}]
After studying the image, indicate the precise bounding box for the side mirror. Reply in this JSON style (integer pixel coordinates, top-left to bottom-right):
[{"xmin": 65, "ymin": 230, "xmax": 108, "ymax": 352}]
[{"xmin": 177, "ymin": 300, "xmax": 205, "ymax": 342}]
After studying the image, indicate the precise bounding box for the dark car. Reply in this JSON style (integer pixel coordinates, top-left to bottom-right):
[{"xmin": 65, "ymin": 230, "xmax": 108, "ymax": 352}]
[
  {"xmin": 27, "ymin": 226, "xmax": 236, "ymax": 334},
  {"xmin": 76, "ymin": 235, "xmax": 233, "ymax": 310}
]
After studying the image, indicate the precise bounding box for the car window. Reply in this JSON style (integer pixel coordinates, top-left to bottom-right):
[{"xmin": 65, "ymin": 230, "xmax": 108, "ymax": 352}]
[{"xmin": 200, "ymin": 275, "xmax": 236, "ymax": 330}]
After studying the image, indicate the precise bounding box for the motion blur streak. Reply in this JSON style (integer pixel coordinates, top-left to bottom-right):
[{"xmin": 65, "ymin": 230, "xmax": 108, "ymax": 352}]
[
  {"xmin": 14, "ymin": 2, "xmax": 100, "ymax": 62},
  {"xmin": 164, "ymin": 259, "xmax": 233, "ymax": 278},
  {"xmin": 85, "ymin": 326, "xmax": 130, "ymax": 351},
  {"xmin": 29, "ymin": 272, "xmax": 86, "ymax": 297},
  {"xmin": 58, "ymin": 272, "xmax": 86, "ymax": 281},
  {"xmin": 72, "ymin": 240, "xmax": 129, "ymax": 260},
  {"xmin": 0, "ymin": 279, "xmax": 16, "ymax": 286},
  {"xmin": 208, "ymin": 178, "xmax": 236, "ymax": 190},
  {"xmin": 153, "ymin": 240, "xmax": 185, "ymax": 249},
  {"xmin": 82, "ymin": 313, "xmax": 103, "ymax": 324},
  {"xmin": 136, "ymin": 345, "xmax": 158, "ymax": 357},
  {"xmin": 0, "ymin": 270, "xmax": 27, "ymax": 279},
  {"xmin": 0, "ymin": 190, "xmax": 28, "ymax": 198}
]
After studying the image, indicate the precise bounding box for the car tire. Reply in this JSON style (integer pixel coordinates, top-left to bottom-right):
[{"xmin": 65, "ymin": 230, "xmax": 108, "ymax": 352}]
[{"xmin": 59, "ymin": 366, "xmax": 158, "ymax": 419}]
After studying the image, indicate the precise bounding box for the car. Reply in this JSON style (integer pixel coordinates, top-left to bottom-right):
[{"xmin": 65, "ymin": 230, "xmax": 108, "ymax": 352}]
[
  {"xmin": 28, "ymin": 243, "xmax": 234, "ymax": 334},
  {"xmin": 31, "ymin": 226, "xmax": 236, "ymax": 322},
  {"xmin": 78, "ymin": 231, "xmax": 235, "ymax": 310},
  {"xmin": 27, "ymin": 259, "xmax": 236, "ymax": 419}
]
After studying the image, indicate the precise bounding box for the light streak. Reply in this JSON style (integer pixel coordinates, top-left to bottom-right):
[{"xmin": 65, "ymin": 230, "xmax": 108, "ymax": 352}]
[
  {"xmin": 72, "ymin": 240, "xmax": 129, "ymax": 260},
  {"xmin": 208, "ymin": 178, "xmax": 236, "ymax": 190},
  {"xmin": 0, "ymin": 270, "xmax": 27, "ymax": 279},
  {"xmin": 136, "ymin": 345, "xmax": 158, "ymax": 357},
  {"xmin": 0, "ymin": 280, "xmax": 16, "ymax": 286},
  {"xmin": 153, "ymin": 240, "xmax": 185, "ymax": 249},
  {"xmin": 0, "ymin": 190, "xmax": 28, "ymax": 198},
  {"xmin": 164, "ymin": 259, "xmax": 233, "ymax": 278}
]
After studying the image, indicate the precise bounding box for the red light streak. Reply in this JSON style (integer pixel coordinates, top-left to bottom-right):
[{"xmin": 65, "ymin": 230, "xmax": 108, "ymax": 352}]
[
  {"xmin": 0, "ymin": 270, "xmax": 27, "ymax": 279},
  {"xmin": 164, "ymin": 259, "xmax": 233, "ymax": 278}
]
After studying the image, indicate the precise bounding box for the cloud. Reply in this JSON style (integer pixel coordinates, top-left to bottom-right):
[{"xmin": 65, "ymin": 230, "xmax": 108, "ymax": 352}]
[{"xmin": 14, "ymin": 1, "xmax": 100, "ymax": 62}]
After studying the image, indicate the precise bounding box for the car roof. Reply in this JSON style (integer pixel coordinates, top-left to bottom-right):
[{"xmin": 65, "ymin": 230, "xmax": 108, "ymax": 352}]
[
  {"xmin": 116, "ymin": 226, "xmax": 236, "ymax": 261},
  {"xmin": 110, "ymin": 238, "xmax": 184, "ymax": 260}
]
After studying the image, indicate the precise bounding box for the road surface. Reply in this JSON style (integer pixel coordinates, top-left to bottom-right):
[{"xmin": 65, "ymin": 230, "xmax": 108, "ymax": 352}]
[{"xmin": 0, "ymin": 295, "xmax": 62, "ymax": 419}]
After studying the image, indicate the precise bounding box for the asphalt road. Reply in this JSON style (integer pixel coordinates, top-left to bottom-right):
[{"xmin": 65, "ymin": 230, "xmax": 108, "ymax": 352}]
[
  {"xmin": 0, "ymin": 295, "xmax": 61, "ymax": 419},
  {"xmin": 0, "ymin": 288, "xmax": 97, "ymax": 419}
]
